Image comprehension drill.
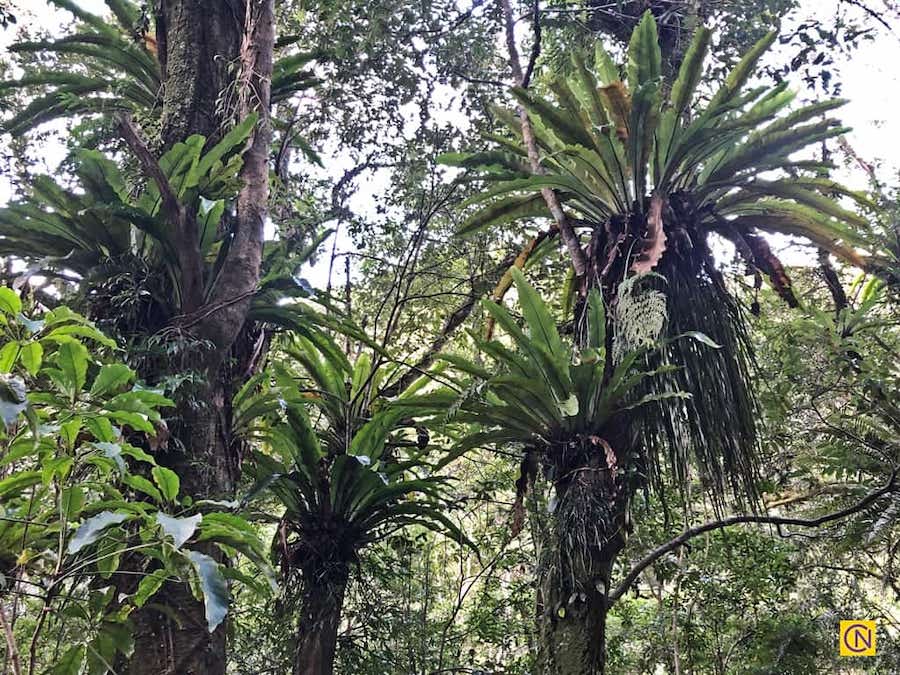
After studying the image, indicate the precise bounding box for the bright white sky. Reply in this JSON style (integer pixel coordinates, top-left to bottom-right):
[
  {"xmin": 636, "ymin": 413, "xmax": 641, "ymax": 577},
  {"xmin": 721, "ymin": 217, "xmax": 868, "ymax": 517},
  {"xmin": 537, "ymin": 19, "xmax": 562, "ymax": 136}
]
[{"xmin": 2, "ymin": 0, "xmax": 899, "ymax": 285}]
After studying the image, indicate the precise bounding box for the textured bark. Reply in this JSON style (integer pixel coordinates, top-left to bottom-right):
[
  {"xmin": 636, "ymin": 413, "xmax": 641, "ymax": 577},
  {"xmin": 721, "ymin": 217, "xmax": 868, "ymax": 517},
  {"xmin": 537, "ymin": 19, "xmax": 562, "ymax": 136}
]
[
  {"xmin": 293, "ymin": 574, "xmax": 349, "ymax": 675},
  {"xmin": 127, "ymin": 381, "xmax": 235, "ymax": 675},
  {"xmin": 157, "ymin": 0, "xmax": 245, "ymax": 149},
  {"xmin": 535, "ymin": 462, "xmax": 626, "ymax": 675},
  {"xmin": 127, "ymin": 1, "xmax": 275, "ymax": 673},
  {"xmin": 127, "ymin": 568, "xmax": 227, "ymax": 675},
  {"xmin": 536, "ymin": 550, "xmax": 615, "ymax": 675}
]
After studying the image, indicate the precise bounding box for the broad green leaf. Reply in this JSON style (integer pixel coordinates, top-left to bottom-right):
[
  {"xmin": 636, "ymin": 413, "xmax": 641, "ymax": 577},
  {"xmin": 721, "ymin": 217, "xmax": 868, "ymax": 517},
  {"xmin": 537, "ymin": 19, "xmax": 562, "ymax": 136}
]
[
  {"xmin": 185, "ymin": 550, "xmax": 230, "ymax": 632},
  {"xmin": 0, "ymin": 470, "xmax": 41, "ymax": 499},
  {"xmin": 43, "ymin": 323, "xmax": 116, "ymax": 348},
  {"xmin": 133, "ymin": 569, "xmax": 169, "ymax": 608},
  {"xmin": 56, "ymin": 340, "xmax": 89, "ymax": 396},
  {"xmin": 42, "ymin": 456, "xmax": 74, "ymax": 484},
  {"xmin": 60, "ymin": 417, "xmax": 82, "ymax": 449},
  {"xmin": 457, "ymin": 193, "xmax": 549, "ymax": 237},
  {"xmin": 96, "ymin": 534, "xmax": 126, "ymax": 578},
  {"xmin": 0, "ymin": 341, "xmax": 19, "ymax": 372},
  {"xmin": 510, "ymin": 268, "xmax": 564, "ymax": 359},
  {"xmin": 586, "ymin": 288, "xmax": 607, "ymax": 350},
  {"xmin": 20, "ymin": 341, "xmax": 43, "ymax": 375},
  {"xmin": 90, "ymin": 363, "xmax": 135, "ymax": 397},
  {"xmin": 156, "ymin": 512, "xmax": 201, "ymax": 549},
  {"xmin": 61, "ymin": 485, "xmax": 85, "ymax": 517},
  {"xmin": 85, "ymin": 416, "xmax": 117, "ymax": 442},
  {"xmin": 49, "ymin": 645, "xmax": 84, "ymax": 675},
  {"xmin": 152, "ymin": 466, "xmax": 180, "ymax": 502},
  {"xmin": 0, "ymin": 287, "xmax": 21, "ymax": 315},
  {"xmin": 626, "ymin": 11, "xmax": 661, "ymax": 89},
  {"xmin": 68, "ymin": 511, "xmax": 128, "ymax": 554},
  {"xmin": 123, "ymin": 474, "xmax": 163, "ymax": 502}
]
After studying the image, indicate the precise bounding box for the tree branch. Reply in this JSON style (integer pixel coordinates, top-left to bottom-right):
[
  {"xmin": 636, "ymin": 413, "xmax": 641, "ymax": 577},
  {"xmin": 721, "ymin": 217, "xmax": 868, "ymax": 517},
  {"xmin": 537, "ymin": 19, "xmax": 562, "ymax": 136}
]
[
  {"xmin": 608, "ymin": 470, "xmax": 899, "ymax": 606},
  {"xmin": 497, "ymin": 0, "xmax": 588, "ymax": 277},
  {"xmin": 202, "ymin": 0, "xmax": 275, "ymax": 354},
  {"xmin": 116, "ymin": 112, "xmax": 204, "ymax": 312},
  {"xmin": 0, "ymin": 601, "xmax": 21, "ymax": 675},
  {"xmin": 116, "ymin": 113, "xmax": 181, "ymax": 222},
  {"xmin": 522, "ymin": 0, "xmax": 541, "ymax": 87}
]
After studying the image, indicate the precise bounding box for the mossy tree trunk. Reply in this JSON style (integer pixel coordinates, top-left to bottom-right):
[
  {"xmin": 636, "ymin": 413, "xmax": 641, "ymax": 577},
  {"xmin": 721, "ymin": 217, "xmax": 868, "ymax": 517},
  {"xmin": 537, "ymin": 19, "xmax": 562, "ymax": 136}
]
[
  {"xmin": 127, "ymin": 1, "xmax": 275, "ymax": 673},
  {"xmin": 535, "ymin": 434, "xmax": 629, "ymax": 675}
]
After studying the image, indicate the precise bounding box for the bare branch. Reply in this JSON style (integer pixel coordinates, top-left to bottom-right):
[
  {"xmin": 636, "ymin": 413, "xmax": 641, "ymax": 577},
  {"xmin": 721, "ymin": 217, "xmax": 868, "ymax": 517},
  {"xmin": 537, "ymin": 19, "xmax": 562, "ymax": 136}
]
[
  {"xmin": 497, "ymin": 0, "xmax": 588, "ymax": 277},
  {"xmin": 522, "ymin": 0, "xmax": 542, "ymax": 87},
  {"xmin": 608, "ymin": 470, "xmax": 899, "ymax": 606},
  {"xmin": 116, "ymin": 112, "xmax": 204, "ymax": 311},
  {"xmin": 116, "ymin": 113, "xmax": 181, "ymax": 222}
]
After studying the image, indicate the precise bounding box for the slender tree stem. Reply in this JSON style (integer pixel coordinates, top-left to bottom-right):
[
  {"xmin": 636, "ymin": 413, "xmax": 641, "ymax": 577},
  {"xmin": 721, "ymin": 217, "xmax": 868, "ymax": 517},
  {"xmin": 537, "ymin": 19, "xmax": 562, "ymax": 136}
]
[
  {"xmin": 0, "ymin": 601, "xmax": 22, "ymax": 675},
  {"xmin": 497, "ymin": 0, "xmax": 588, "ymax": 277}
]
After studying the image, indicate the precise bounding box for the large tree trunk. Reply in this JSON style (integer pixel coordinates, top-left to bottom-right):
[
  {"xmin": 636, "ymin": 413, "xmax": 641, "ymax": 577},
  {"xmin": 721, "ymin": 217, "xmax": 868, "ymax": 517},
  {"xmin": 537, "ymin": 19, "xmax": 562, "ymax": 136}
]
[
  {"xmin": 293, "ymin": 573, "xmax": 349, "ymax": 675},
  {"xmin": 534, "ymin": 427, "xmax": 631, "ymax": 674},
  {"xmin": 127, "ymin": 382, "xmax": 235, "ymax": 675},
  {"xmin": 536, "ymin": 547, "xmax": 616, "ymax": 674},
  {"xmin": 127, "ymin": 1, "xmax": 275, "ymax": 673},
  {"xmin": 156, "ymin": 0, "xmax": 245, "ymax": 149}
]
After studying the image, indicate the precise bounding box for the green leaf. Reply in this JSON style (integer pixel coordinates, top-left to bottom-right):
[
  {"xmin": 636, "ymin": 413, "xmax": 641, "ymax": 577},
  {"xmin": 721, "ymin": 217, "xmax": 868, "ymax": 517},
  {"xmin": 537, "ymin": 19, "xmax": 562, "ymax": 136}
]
[
  {"xmin": 133, "ymin": 569, "xmax": 169, "ymax": 608},
  {"xmin": 42, "ymin": 456, "xmax": 74, "ymax": 484},
  {"xmin": 68, "ymin": 511, "xmax": 128, "ymax": 554},
  {"xmin": 20, "ymin": 341, "xmax": 43, "ymax": 375},
  {"xmin": 594, "ymin": 41, "xmax": 619, "ymax": 85},
  {"xmin": 626, "ymin": 11, "xmax": 661, "ymax": 90},
  {"xmin": 152, "ymin": 466, "xmax": 180, "ymax": 502},
  {"xmin": 586, "ymin": 288, "xmax": 607, "ymax": 351},
  {"xmin": 96, "ymin": 534, "xmax": 126, "ymax": 578},
  {"xmin": 43, "ymin": 323, "xmax": 116, "ymax": 348},
  {"xmin": 156, "ymin": 512, "xmax": 201, "ymax": 549},
  {"xmin": 0, "ymin": 342, "xmax": 19, "ymax": 373},
  {"xmin": 61, "ymin": 486, "xmax": 85, "ymax": 518},
  {"xmin": 192, "ymin": 112, "xmax": 259, "ymax": 184},
  {"xmin": 0, "ymin": 470, "xmax": 41, "ymax": 499},
  {"xmin": 123, "ymin": 474, "xmax": 163, "ymax": 502},
  {"xmin": 185, "ymin": 550, "xmax": 230, "ymax": 633},
  {"xmin": 49, "ymin": 645, "xmax": 84, "ymax": 675},
  {"xmin": 456, "ymin": 193, "xmax": 549, "ymax": 237},
  {"xmin": 0, "ymin": 287, "xmax": 21, "ymax": 315},
  {"xmin": 90, "ymin": 363, "xmax": 135, "ymax": 397},
  {"xmin": 510, "ymin": 268, "xmax": 565, "ymax": 360},
  {"xmin": 711, "ymin": 28, "xmax": 778, "ymax": 108},
  {"xmin": 668, "ymin": 26, "xmax": 712, "ymax": 116},
  {"xmin": 56, "ymin": 340, "xmax": 89, "ymax": 396}
]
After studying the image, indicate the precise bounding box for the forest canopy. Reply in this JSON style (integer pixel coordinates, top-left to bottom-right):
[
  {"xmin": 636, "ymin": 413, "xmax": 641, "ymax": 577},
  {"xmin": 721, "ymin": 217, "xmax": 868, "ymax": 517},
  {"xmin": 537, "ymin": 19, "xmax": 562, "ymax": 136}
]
[{"xmin": 0, "ymin": 1, "xmax": 899, "ymax": 674}]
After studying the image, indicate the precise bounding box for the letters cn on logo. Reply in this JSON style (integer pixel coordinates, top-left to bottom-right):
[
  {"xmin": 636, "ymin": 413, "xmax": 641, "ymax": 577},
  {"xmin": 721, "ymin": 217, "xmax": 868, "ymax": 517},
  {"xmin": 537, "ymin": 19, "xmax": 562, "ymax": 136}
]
[{"xmin": 839, "ymin": 620, "xmax": 876, "ymax": 657}]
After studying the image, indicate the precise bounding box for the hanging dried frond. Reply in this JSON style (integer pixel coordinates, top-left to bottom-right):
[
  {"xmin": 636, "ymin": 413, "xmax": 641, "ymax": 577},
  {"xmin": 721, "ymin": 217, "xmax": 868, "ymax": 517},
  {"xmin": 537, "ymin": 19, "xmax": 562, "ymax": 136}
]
[
  {"xmin": 742, "ymin": 231, "xmax": 800, "ymax": 307},
  {"xmin": 631, "ymin": 193, "xmax": 667, "ymax": 274}
]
